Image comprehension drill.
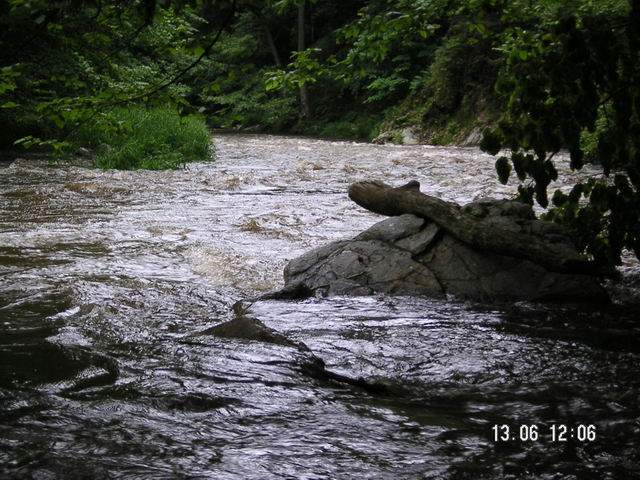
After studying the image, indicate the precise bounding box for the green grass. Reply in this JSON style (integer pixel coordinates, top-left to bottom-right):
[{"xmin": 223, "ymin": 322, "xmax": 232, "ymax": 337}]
[{"xmin": 76, "ymin": 106, "xmax": 212, "ymax": 170}]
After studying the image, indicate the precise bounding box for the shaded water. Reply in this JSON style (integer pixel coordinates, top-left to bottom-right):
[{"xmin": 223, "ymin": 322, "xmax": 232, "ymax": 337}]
[{"xmin": 1, "ymin": 134, "xmax": 639, "ymax": 479}]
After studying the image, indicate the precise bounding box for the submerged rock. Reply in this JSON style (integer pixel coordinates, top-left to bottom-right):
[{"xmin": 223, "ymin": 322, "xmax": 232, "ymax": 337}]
[
  {"xmin": 194, "ymin": 306, "xmax": 391, "ymax": 393},
  {"xmin": 195, "ymin": 314, "xmax": 308, "ymax": 351},
  {"xmin": 279, "ymin": 184, "xmax": 610, "ymax": 303}
]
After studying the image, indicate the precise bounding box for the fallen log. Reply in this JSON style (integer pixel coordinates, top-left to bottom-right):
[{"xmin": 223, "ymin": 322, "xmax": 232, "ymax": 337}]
[{"xmin": 348, "ymin": 180, "xmax": 610, "ymax": 276}]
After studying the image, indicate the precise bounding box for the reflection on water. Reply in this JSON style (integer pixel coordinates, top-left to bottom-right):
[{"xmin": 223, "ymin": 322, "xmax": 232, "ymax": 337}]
[{"xmin": 1, "ymin": 134, "xmax": 639, "ymax": 479}]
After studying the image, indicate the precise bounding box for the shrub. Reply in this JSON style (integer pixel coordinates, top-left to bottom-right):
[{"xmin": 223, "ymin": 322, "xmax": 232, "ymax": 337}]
[{"xmin": 75, "ymin": 106, "xmax": 212, "ymax": 170}]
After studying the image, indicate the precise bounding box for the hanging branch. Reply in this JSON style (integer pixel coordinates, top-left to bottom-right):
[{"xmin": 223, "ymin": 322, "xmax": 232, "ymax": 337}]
[
  {"xmin": 106, "ymin": 0, "xmax": 237, "ymax": 107},
  {"xmin": 55, "ymin": 0, "xmax": 237, "ymax": 142}
]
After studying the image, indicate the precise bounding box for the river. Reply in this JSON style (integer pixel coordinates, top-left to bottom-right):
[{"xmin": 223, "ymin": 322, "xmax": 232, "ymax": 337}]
[{"xmin": 1, "ymin": 134, "xmax": 639, "ymax": 479}]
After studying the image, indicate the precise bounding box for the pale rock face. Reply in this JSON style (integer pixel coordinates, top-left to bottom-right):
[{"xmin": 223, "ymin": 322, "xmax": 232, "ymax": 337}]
[
  {"xmin": 400, "ymin": 127, "xmax": 419, "ymax": 145},
  {"xmin": 282, "ymin": 203, "xmax": 609, "ymax": 303},
  {"xmin": 460, "ymin": 126, "xmax": 483, "ymax": 146}
]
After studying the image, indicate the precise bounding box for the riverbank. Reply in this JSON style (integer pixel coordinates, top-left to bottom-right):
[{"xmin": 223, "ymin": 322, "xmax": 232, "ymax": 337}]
[{"xmin": 213, "ymin": 109, "xmax": 488, "ymax": 146}]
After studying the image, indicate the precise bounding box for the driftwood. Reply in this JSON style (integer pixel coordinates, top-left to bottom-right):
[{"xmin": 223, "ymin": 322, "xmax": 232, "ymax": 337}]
[{"xmin": 348, "ymin": 180, "xmax": 607, "ymax": 276}]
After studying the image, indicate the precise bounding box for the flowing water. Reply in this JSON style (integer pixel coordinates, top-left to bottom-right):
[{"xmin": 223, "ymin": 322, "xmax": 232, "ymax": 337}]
[{"xmin": 1, "ymin": 134, "xmax": 639, "ymax": 479}]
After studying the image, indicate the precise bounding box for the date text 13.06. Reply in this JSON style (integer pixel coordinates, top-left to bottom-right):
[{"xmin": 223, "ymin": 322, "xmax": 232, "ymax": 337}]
[{"xmin": 492, "ymin": 424, "xmax": 596, "ymax": 442}]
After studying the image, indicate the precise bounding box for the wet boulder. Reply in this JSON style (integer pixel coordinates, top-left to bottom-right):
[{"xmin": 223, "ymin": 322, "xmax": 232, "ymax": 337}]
[
  {"xmin": 194, "ymin": 313, "xmax": 309, "ymax": 351},
  {"xmin": 284, "ymin": 215, "xmax": 443, "ymax": 297},
  {"xmin": 278, "ymin": 181, "xmax": 610, "ymax": 303}
]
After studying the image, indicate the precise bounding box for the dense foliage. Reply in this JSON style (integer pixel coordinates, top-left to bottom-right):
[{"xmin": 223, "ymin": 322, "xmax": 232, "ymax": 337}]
[
  {"xmin": 0, "ymin": 0, "xmax": 218, "ymax": 167},
  {"xmin": 480, "ymin": 0, "xmax": 640, "ymax": 267},
  {"xmin": 261, "ymin": 0, "xmax": 502, "ymax": 140},
  {"xmin": 1, "ymin": 0, "xmax": 638, "ymax": 266}
]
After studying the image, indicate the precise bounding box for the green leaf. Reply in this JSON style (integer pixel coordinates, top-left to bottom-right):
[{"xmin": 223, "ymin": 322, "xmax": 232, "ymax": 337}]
[
  {"xmin": 265, "ymin": 77, "xmax": 282, "ymax": 92},
  {"xmin": 480, "ymin": 129, "xmax": 502, "ymax": 155},
  {"xmin": 552, "ymin": 189, "xmax": 568, "ymax": 207},
  {"xmin": 0, "ymin": 82, "xmax": 16, "ymax": 94},
  {"xmin": 495, "ymin": 156, "xmax": 511, "ymax": 184}
]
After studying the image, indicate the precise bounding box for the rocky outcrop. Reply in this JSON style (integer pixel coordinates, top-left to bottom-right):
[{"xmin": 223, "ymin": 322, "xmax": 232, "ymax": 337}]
[
  {"xmin": 283, "ymin": 215, "xmax": 443, "ymax": 297},
  {"xmin": 372, "ymin": 127, "xmax": 420, "ymax": 145},
  {"xmin": 277, "ymin": 181, "xmax": 610, "ymax": 303}
]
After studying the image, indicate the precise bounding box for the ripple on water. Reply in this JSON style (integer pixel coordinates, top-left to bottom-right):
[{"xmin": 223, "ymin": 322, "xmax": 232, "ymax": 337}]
[{"xmin": 0, "ymin": 134, "xmax": 639, "ymax": 479}]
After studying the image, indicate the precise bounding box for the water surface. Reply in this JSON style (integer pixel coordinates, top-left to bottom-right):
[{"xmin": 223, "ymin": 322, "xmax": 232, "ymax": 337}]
[{"xmin": 1, "ymin": 134, "xmax": 639, "ymax": 479}]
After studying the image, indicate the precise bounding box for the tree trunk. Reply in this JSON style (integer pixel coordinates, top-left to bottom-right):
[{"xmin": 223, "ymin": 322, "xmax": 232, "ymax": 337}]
[
  {"xmin": 263, "ymin": 23, "xmax": 282, "ymax": 67},
  {"xmin": 247, "ymin": 5, "xmax": 282, "ymax": 68},
  {"xmin": 297, "ymin": 1, "xmax": 311, "ymax": 118},
  {"xmin": 348, "ymin": 180, "xmax": 609, "ymax": 276}
]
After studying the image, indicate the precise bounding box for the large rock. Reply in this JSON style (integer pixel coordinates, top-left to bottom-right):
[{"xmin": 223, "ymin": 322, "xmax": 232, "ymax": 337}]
[
  {"xmin": 281, "ymin": 203, "xmax": 609, "ymax": 303},
  {"xmin": 420, "ymin": 234, "xmax": 608, "ymax": 302}
]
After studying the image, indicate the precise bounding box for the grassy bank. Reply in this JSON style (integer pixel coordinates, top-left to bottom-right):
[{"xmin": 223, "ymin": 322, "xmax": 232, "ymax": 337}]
[{"xmin": 75, "ymin": 106, "xmax": 212, "ymax": 170}]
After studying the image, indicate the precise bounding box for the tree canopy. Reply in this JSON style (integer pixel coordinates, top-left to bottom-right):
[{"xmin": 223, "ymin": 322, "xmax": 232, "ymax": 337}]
[{"xmin": 0, "ymin": 0, "xmax": 234, "ymax": 151}]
